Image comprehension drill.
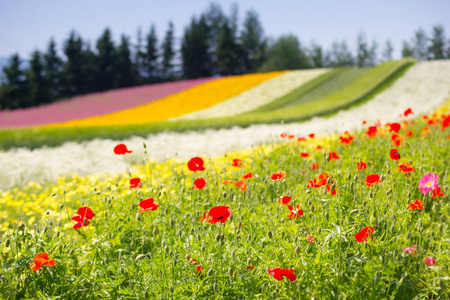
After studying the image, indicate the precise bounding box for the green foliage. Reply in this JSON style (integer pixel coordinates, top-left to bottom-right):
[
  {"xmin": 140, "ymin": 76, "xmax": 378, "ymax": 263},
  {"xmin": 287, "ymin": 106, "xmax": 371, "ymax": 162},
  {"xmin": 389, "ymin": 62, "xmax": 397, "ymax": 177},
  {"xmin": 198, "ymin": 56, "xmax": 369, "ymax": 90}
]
[
  {"xmin": 260, "ymin": 35, "xmax": 310, "ymax": 72},
  {"xmin": 216, "ymin": 20, "xmax": 242, "ymax": 75},
  {"xmin": 95, "ymin": 28, "xmax": 119, "ymax": 91},
  {"xmin": 162, "ymin": 21, "xmax": 176, "ymax": 79},
  {"xmin": 1, "ymin": 117, "xmax": 449, "ymax": 298},
  {"xmin": 0, "ymin": 53, "xmax": 29, "ymax": 109}
]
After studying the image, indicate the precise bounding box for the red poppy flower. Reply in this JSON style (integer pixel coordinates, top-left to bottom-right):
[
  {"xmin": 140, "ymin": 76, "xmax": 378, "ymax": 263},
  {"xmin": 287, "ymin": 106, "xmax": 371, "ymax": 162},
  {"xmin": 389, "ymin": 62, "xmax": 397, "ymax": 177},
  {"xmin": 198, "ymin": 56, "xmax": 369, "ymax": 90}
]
[
  {"xmin": 280, "ymin": 132, "xmax": 287, "ymax": 138},
  {"xmin": 389, "ymin": 123, "xmax": 401, "ymax": 133},
  {"xmin": 355, "ymin": 226, "xmax": 374, "ymax": 243},
  {"xmin": 306, "ymin": 235, "xmax": 314, "ymax": 243},
  {"xmin": 242, "ymin": 172, "xmax": 253, "ymax": 179},
  {"xmin": 268, "ymin": 267, "xmax": 297, "ymax": 281},
  {"xmin": 442, "ymin": 115, "xmax": 450, "ymax": 130},
  {"xmin": 409, "ymin": 200, "xmax": 424, "ymax": 210},
  {"xmin": 301, "ymin": 170, "xmax": 306, "ymax": 174},
  {"xmin": 129, "ymin": 178, "xmax": 142, "ymax": 189},
  {"xmin": 328, "ymin": 152, "xmax": 339, "ymax": 160},
  {"xmin": 196, "ymin": 266, "xmax": 203, "ymax": 273},
  {"xmin": 298, "ymin": 136, "xmax": 306, "ymax": 142},
  {"xmin": 300, "ymin": 152, "xmax": 309, "ymax": 157},
  {"xmin": 72, "ymin": 207, "xmax": 95, "ymax": 229},
  {"xmin": 307, "ymin": 172, "xmax": 329, "ymax": 188},
  {"xmin": 397, "ymin": 162, "xmax": 415, "ymax": 173},
  {"xmin": 288, "ymin": 135, "xmax": 295, "ymax": 139},
  {"xmin": 431, "ymin": 187, "xmax": 445, "ymax": 198},
  {"xmin": 138, "ymin": 198, "xmax": 159, "ymax": 213},
  {"xmin": 187, "ymin": 157, "xmax": 205, "ymax": 172},
  {"xmin": 234, "ymin": 180, "xmax": 247, "ymax": 191},
  {"xmin": 323, "ymin": 183, "xmax": 337, "ymax": 196},
  {"xmin": 357, "ymin": 161, "xmax": 367, "ymax": 171},
  {"xmin": 29, "ymin": 253, "xmax": 56, "ymax": 271},
  {"xmin": 392, "ymin": 136, "xmax": 404, "ymax": 147},
  {"xmin": 193, "ymin": 178, "xmax": 207, "ymax": 189},
  {"xmin": 271, "ymin": 171, "xmax": 286, "ymax": 181},
  {"xmin": 308, "ymin": 133, "xmax": 315, "ymax": 139},
  {"xmin": 405, "ymin": 130, "xmax": 413, "ymax": 137},
  {"xmin": 231, "ymin": 159, "xmax": 242, "ymax": 167},
  {"xmin": 287, "ymin": 204, "xmax": 304, "ymax": 218},
  {"xmin": 362, "ymin": 120, "xmax": 367, "ymax": 125},
  {"xmin": 199, "ymin": 212, "xmax": 208, "ymax": 222},
  {"xmin": 248, "ymin": 264, "xmax": 255, "ymax": 270},
  {"xmin": 404, "ymin": 108, "xmax": 413, "ymax": 116},
  {"xmin": 221, "ymin": 180, "xmax": 234, "ymax": 184},
  {"xmin": 364, "ymin": 174, "xmax": 381, "ymax": 187},
  {"xmin": 208, "ymin": 206, "xmax": 232, "ymax": 224},
  {"xmin": 339, "ymin": 136, "xmax": 354, "ymax": 145},
  {"xmin": 316, "ymin": 145, "xmax": 322, "ymax": 150},
  {"xmin": 365, "ymin": 126, "xmax": 377, "ymax": 138},
  {"xmin": 278, "ymin": 196, "xmax": 291, "ymax": 205},
  {"xmin": 114, "ymin": 144, "xmax": 132, "ymax": 155},
  {"xmin": 309, "ymin": 162, "xmax": 319, "ymax": 170},
  {"xmin": 390, "ymin": 149, "xmax": 401, "ymax": 161}
]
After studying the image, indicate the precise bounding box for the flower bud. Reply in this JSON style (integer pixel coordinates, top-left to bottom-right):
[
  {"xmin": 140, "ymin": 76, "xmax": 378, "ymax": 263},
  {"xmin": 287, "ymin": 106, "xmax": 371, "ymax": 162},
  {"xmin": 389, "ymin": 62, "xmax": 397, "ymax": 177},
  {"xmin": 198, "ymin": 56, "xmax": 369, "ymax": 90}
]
[
  {"xmin": 170, "ymin": 219, "xmax": 175, "ymax": 227},
  {"xmin": 267, "ymin": 230, "xmax": 273, "ymax": 239},
  {"xmin": 213, "ymin": 283, "xmax": 219, "ymax": 291},
  {"xmin": 295, "ymin": 246, "xmax": 300, "ymax": 255},
  {"xmin": 406, "ymin": 232, "xmax": 411, "ymax": 239},
  {"xmin": 325, "ymin": 212, "xmax": 329, "ymax": 221},
  {"xmin": 207, "ymin": 268, "xmax": 214, "ymax": 276},
  {"xmin": 51, "ymin": 193, "xmax": 57, "ymax": 196},
  {"xmin": 136, "ymin": 213, "xmax": 141, "ymax": 221}
]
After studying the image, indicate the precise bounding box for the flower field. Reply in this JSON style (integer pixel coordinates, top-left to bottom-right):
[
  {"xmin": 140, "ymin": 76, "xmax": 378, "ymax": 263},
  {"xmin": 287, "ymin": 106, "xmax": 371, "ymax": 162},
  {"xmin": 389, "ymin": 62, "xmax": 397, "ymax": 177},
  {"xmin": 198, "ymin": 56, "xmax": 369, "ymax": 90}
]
[{"xmin": 1, "ymin": 103, "xmax": 449, "ymax": 298}]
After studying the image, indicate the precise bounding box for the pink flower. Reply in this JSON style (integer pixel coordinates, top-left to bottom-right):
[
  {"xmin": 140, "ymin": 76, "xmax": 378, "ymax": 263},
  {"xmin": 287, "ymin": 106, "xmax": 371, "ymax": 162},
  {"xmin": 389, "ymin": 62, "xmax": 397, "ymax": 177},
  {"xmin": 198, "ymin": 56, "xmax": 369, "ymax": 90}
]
[
  {"xmin": 402, "ymin": 244, "xmax": 417, "ymax": 255},
  {"xmin": 424, "ymin": 257, "xmax": 436, "ymax": 265},
  {"xmin": 418, "ymin": 173, "xmax": 439, "ymax": 195}
]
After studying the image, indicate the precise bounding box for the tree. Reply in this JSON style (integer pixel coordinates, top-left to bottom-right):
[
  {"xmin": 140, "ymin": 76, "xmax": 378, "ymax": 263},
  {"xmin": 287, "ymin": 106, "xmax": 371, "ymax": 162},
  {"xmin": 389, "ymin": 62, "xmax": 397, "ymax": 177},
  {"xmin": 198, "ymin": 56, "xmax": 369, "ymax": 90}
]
[
  {"xmin": 412, "ymin": 28, "xmax": 428, "ymax": 61},
  {"xmin": 356, "ymin": 32, "xmax": 369, "ymax": 67},
  {"xmin": 117, "ymin": 34, "xmax": 137, "ymax": 88},
  {"xmin": 260, "ymin": 35, "xmax": 310, "ymax": 71},
  {"xmin": 44, "ymin": 38, "xmax": 63, "ymax": 101},
  {"xmin": 241, "ymin": 10, "xmax": 266, "ymax": 73},
  {"xmin": 327, "ymin": 40, "xmax": 354, "ymax": 67},
  {"xmin": 216, "ymin": 19, "xmax": 241, "ymax": 75},
  {"xmin": 367, "ymin": 39, "xmax": 378, "ymax": 66},
  {"xmin": 382, "ymin": 39, "xmax": 394, "ymax": 61},
  {"xmin": 309, "ymin": 41, "xmax": 324, "ymax": 68},
  {"xmin": 27, "ymin": 50, "xmax": 50, "ymax": 106},
  {"xmin": 181, "ymin": 16, "xmax": 212, "ymax": 78},
  {"xmin": 62, "ymin": 31, "xmax": 87, "ymax": 97},
  {"xmin": 134, "ymin": 27, "xmax": 145, "ymax": 83},
  {"xmin": 142, "ymin": 25, "xmax": 159, "ymax": 82},
  {"xmin": 96, "ymin": 28, "xmax": 119, "ymax": 91},
  {"xmin": 402, "ymin": 41, "xmax": 414, "ymax": 58},
  {"xmin": 202, "ymin": 3, "xmax": 226, "ymax": 75},
  {"xmin": 428, "ymin": 25, "xmax": 446, "ymax": 60},
  {"xmin": 0, "ymin": 54, "xmax": 28, "ymax": 109},
  {"xmin": 161, "ymin": 22, "xmax": 175, "ymax": 79}
]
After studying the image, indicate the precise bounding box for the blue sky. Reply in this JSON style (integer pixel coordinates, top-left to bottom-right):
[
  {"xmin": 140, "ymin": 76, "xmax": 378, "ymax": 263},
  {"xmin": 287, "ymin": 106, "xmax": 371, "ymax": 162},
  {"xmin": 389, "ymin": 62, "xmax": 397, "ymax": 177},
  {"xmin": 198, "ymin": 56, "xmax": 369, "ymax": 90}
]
[{"xmin": 1, "ymin": 0, "xmax": 449, "ymax": 60}]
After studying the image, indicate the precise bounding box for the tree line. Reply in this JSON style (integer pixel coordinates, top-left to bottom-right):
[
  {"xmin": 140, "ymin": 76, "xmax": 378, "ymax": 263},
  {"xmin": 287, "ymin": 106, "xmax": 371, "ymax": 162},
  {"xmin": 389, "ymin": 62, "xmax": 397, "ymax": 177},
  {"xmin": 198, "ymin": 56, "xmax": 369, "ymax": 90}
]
[{"xmin": 1, "ymin": 3, "xmax": 449, "ymax": 110}]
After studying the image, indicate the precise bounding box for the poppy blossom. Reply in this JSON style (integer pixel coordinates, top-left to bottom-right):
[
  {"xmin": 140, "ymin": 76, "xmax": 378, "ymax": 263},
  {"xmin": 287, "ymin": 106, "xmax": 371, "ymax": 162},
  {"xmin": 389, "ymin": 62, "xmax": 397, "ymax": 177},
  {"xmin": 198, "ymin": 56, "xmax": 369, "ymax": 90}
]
[
  {"xmin": 288, "ymin": 135, "xmax": 295, "ymax": 139},
  {"xmin": 397, "ymin": 162, "xmax": 415, "ymax": 173},
  {"xmin": 300, "ymin": 152, "xmax": 309, "ymax": 157},
  {"xmin": 355, "ymin": 226, "xmax": 374, "ymax": 243},
  {"xmin": 404, "ymin": 108, "xmax": 413, "ymax": 116},
  {"xmin": 389, "ymin": 123, "xmax": 401, "ymax": 133},
  {"xmin": 29, "ymin": 253, "xmax": 56, "ymax": 271},
  {"xmin": 268, "ymin": 267, "xmax": 297, "ymax": 281},
  {"xmin": 208, "ymin": 206, "xmax": 232, "ymax": 224},
  {"xmin": 114, "ymin": 144, "xmax": 132, "ymax": 155},
  {"xmin": 362, "ymin": 120, "xmax": 367, "ymax": 125},
  {"xmin": 306, "ymin": 235, "xmax": 314, "ymax": 243},
  {"xmin": 364, "ymin": 174, "xmax": 381, "ymax": 187},
  {"xmin": 405, "ymin": 130, "xmax": 413, "ymax": 137},
  {"xmin": 234, "ymin": 180, "xmax": 247, "ymax": 191},
  {"xmin": 323, "ymin": 183, "xmax": 337, "ymax": 196},
  {"xmin": 287, "ymin": 204, "xmax": 304, "ymax": 219},
  {"xmin": 247, "ymin": 264, "xmax": 255, "ymax": 270},
  {"xmin": 308, "ymin": 133, "xmax": 315, "ymax": 139},
  {"xmin": 328, "ymin": 152, "xmax": 339, "ymax": 161},
  {"xmin": 187, "ymin": 157, "xmax": 205, "ymax": 172},
  {"xmin": 221, "ymin": 180, "xmax": 234, "ymax": 185},
  {"xmin": 271, "ymin": 171, "xmax": 286, "ymax": 181},
  {"xmin": 280, "ymin": 132, "xmax": 287, "ymax": 138},
  {"xmin": 339, "ymin": 135, "xmax": 355, "ymax": 145},
  {"xmin": 196, "ymin": 266, "xmax": 203, "ymax": 273},
  {"xmin": 392, "ymin": 136, "xmax": 404, "ymax": 147},
  {"xmin": 278, "ymin": 196, "xmax": 291, "ymax": 205},
  {"xmin": 365, "ymin": 126, "xmax": 377, "ymax": 138},
  {"xmin": 431, "ymin": 187, "xmax": 445, "ymax": 198},
  {"xmin": 199, "ymin": 212, "xmax": 208, "ymax": 222},
  {"xmin": 309, "ymin": 162, "xmax": 319, "ymax": 170},
  {"xmin": 390, "ymin": 149, "xmax": 401, "ymax": 161},
  {"xmin": 193, "ymin": 178, "xmax": 207, "ymax": 189},
  {"xmin": 231, "ymin": 159, "xmax": 242, "ymax": 167},
  {"xmin": 402, "ymin": 244, "xmax": 417, "ymax": 255},
  {"xmin": 424, "ymin": 257, "xmax": 436, "ymax": 266},
  {"xmin": 442, "ymin": 115, "xmax": 450, "ymax": 130},
  {"xmin": 316, "ymin": 145, "xmax": 322, "ymax": 150},
  {"xmin": 242, "ymin": 172, "xmax": 253, "ymax": 179},
  {"xmin": 72, "ymin": 207, "xmax": 95, "ymax": 229},
  {"xmin": 418, "ymin": 173, "xmax": 439, "ymax": 195},
  {"xmin": 307, "ymin": 172, "xmax": 329, "ymax": 188},
  {"xmin": 138, "ymin": 198, "xmax": 159, "ymax": 213},
  {"xmin": 357, "ymin": 161, "xmax": 367, "ymax": 171},
  {"xmin": 409, "ymin": 200, "xmax": 424, "ymax": 210},
  {"xmin": 129, "ymin": 178, "xmax": 142, "ymax": 189},
  {"xmin": 298, "ymin": 136, "xmax": 306, "ymax": 142}
]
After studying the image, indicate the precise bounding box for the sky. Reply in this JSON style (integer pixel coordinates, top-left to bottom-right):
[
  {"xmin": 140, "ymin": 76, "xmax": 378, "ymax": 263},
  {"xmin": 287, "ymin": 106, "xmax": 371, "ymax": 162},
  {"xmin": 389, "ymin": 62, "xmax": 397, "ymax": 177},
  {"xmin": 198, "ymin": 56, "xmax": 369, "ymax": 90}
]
[{"xmin": 1, "ymin": 0, "xmax": 449, "ymax": 60}]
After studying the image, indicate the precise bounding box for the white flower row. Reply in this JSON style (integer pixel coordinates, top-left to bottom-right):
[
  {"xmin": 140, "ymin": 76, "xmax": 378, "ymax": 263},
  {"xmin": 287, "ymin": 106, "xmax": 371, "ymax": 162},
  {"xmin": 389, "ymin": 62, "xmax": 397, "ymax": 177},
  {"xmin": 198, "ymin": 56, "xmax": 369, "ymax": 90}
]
[
  {"xmin": 173, "ymin": 69, "xmax": 329, "ymax": 120},
  {"xmin": 1, "ymin": 61, "xmax": 450, "ymax": 191}
]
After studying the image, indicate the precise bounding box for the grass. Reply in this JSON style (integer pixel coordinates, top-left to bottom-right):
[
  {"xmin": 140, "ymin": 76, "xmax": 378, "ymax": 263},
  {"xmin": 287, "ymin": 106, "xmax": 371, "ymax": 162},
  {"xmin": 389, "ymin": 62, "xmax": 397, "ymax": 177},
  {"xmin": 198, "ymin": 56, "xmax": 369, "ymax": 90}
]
[
  {"xmin": 251, "ymin": 68, "xmax": 368, "ymax": 113},
  {"xmin": 1, "ymin": 111, "xmax": 449, "ymax": 298},
  {"xmin": 0, "ymin": 59, "xmax": 414, "ymax": 151}
]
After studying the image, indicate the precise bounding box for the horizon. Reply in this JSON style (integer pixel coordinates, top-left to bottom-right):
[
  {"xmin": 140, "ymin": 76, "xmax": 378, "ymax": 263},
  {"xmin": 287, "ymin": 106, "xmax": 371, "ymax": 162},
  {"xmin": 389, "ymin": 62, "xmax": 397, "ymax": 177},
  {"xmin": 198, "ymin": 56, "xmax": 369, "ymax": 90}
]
[{"xmin": 1, "ymin": 0, "xmax": 450, "ymax": 61}]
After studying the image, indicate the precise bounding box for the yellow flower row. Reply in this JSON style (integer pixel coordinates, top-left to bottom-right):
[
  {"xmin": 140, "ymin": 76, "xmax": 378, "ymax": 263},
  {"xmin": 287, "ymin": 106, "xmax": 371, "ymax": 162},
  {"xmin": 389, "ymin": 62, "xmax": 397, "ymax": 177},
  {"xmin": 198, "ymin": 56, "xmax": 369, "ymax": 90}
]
[{"xmin": 48, "ymin": 71, "xmax": 286, "ymax": 128}]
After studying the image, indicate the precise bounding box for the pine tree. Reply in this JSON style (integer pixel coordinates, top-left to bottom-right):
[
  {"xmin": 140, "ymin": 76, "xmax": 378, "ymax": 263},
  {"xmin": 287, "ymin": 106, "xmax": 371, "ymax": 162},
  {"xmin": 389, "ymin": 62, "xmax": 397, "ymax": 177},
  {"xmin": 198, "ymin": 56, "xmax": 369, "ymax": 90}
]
[
  {"xmin": 260, "ymin": 35, "xmax": 310, "ymax": 71},
  {"xmin": 309, "ymin": 42, "xmax": 324, "ymax": 68},
  {"xmin": 428, "ymin": 25, "xmax": 446, "ymax": 60},
  {"xmin": 202, "ymin": 3, "xmax": 226, "ymax": 75},
  {"xmin": 142, "ymin": 25, "xmax": 159, "ymax": 82},
  {"xmin": 412, "ymin": 28, "xmax": 428, "ymax": 61},
  {"xmin": 241, "ymin": 10, "xmax": 266, "ymax": 73},
  {"xmin": 44, "ymin": 38, "xmax": 63, "ymax": 102},
  {"xmin": 27, "ymin": 50, "xmax": 50, "ymax": 106},
  {"xmin": 382, "ymin": 39, "xmax": 394, "ymax": 61},
  {"xmin": 96, "ymin": 28, "xmax": 119, "ymax": 91},
  {"xmin": 134, "ymin": 27, "xmax": 145, "ymax": 83},
  {"xmin": 117, "ymin": 34, "xmax": 136, "ymax": 88},
  {"xmin": 0, "ymin": 54, "xmax": 28, "ymax": 109},
  {"xmin": 161, "ymin": 22, "xmax": 175, "ymax": 80},
  {"xmin": 356, "ymin": 32, "xmax": 369, "ymax": 67},
  {"xmin": 402, "ymin": 41, "xmax": 414, "ymax": 58},
  {"xmin": 328, "ymin": 40, "xmax": 354, "ymax": 67},
  {"xmin": 216, "ymin": 19, "xmax": 241, "ymax": 75},
  {"xmin": 62, "ymin": 31, "xmax": 87, "ymax": 97},
  {"xmin": 368, "ymin": 39, "xmax": 378, "ymax": 66}
]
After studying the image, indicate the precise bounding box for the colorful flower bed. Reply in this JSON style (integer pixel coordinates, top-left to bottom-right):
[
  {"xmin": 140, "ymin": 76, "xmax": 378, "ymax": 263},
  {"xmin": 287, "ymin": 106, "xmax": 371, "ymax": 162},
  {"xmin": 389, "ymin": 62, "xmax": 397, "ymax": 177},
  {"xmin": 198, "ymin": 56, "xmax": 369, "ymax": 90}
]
[
  {"xmin": 48, "ymin": 71, "xmax": 285, "ymax": 127},
  {"xmin": 1, "ymin": 106, "xmax": 449, "ymax": 298},
  {"xmin": 0, "ymin": 78, "xmax": 216, "ymax": 128}
]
